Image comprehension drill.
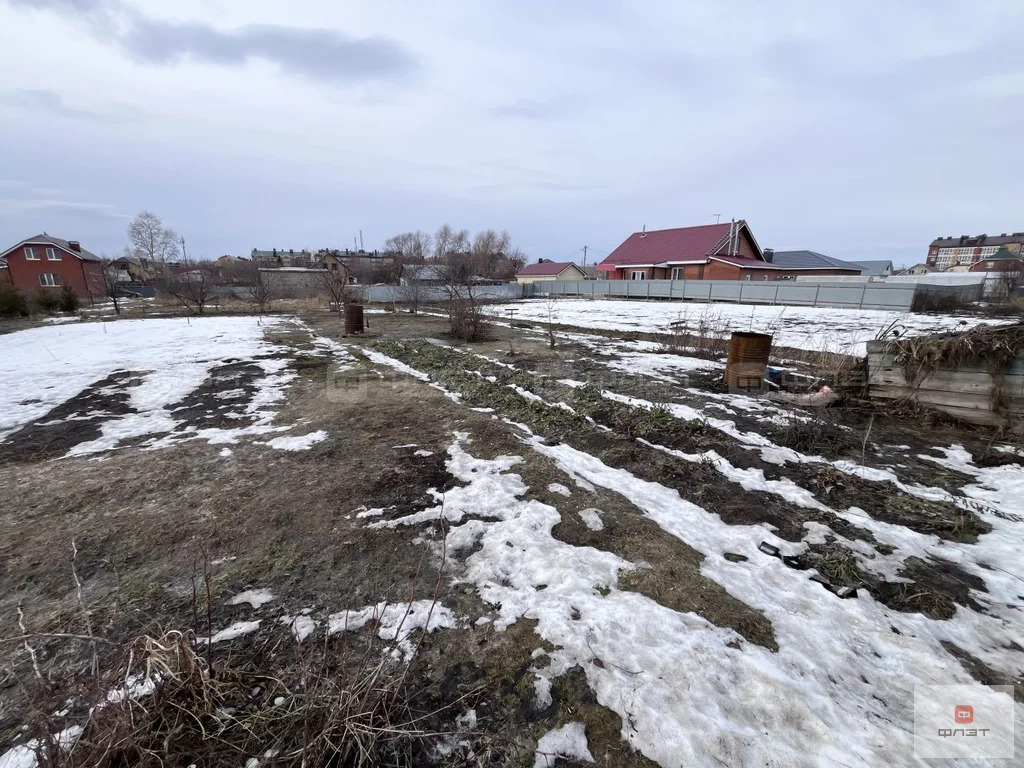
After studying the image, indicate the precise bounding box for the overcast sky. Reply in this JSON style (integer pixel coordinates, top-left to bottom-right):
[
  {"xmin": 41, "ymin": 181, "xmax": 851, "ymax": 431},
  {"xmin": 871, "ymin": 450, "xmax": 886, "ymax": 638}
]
[{"xmin": 1, "ymin": 0, "xmax": 1021, "ymax": 267}]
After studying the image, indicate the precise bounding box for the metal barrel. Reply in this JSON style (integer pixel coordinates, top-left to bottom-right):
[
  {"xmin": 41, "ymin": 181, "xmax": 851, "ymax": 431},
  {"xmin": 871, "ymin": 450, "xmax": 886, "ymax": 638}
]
[
  {"xmin": 725, "ymin": 331, "xmax": 772, "ymax": 392},
  {"xmin": 344, "ymin": 302, "xmax": 365, "ymax": 334}
]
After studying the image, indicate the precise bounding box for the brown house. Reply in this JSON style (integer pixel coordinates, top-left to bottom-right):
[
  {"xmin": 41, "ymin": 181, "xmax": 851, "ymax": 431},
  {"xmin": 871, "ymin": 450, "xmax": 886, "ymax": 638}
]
[
  {"xmin": 0, "ymin": 234, "xmax": 104, "ymax": 301},
  {"xmin": 596, "ymin": 222, "xmax": 866, "ymax": 281}
]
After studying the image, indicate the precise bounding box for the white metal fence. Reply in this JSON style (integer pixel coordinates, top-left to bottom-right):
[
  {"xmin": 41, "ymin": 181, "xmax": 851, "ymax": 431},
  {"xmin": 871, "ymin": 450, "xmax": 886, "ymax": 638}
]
[{"xmin": 526, "ymin": 279, "xmax": 982, "ymax": 311}]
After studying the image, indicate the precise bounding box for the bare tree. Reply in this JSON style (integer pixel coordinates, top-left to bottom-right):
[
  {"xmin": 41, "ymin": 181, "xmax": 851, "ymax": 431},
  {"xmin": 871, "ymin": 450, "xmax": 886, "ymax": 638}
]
[
  {"xmin": 396, "ymin": 280, "xmax": 428, "ymax": 314},
  {"xmin": 384, "ymin": 231, "xmax": 432, "ymax": 261},
  {"xmin": 322, "ymin": 267, "xmax": 357, "ymax": 310},
  {"xmin": 128, "ymin": 211, "xmax": 178, "ymax": 264},
  {"xmin": 433, "ymin": 224, "xmax": 470, "ymax": 261},
  {"xmin": 160, "ymin": 258, "xmax": 216, "ymax": 314},
  {"xmin": 234, "ymin": 261, "xmax": 275, "ymax": 313},
  {"xmin": 998, "ymin": 265, "xmax": 1024, "ymax": 300},
  {"xmin": 433, "ymin": 224, "xmax": 455, "ymax": 261},
  {"xmin": 472, "ymin": 229, "xmax": 512, "ymax": 260},
  {"xmin": 100, "ymin": 260, "xmax": 125, "ymax": 315},
  {"xmin": 441, "ymin": 263, "xmax": 488, "ymax": 341}
]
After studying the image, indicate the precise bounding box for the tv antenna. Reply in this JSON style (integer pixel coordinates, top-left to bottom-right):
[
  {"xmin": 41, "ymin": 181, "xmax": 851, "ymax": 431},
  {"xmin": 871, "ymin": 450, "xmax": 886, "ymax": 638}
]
[{"xmin": 711, "ymin": 213, "xmax": 721, "ymax": 224}]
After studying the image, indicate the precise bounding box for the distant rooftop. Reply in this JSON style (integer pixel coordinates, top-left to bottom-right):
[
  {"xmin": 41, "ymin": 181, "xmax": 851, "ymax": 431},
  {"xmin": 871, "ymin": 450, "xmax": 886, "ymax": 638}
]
[{"xmin": 770, "ymin": 250, "xmax": 861, "ymax": 270}]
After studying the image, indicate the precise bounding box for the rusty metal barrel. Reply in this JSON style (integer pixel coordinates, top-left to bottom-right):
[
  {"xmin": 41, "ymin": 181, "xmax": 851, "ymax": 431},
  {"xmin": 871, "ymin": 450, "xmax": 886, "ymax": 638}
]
[
  {"xmin": 344, "ymin": 302, "xmax": 365, "ymax": 335},
  {"xmin": 725, "ymin": 331, "xmax": 772, "ymax": 392}
]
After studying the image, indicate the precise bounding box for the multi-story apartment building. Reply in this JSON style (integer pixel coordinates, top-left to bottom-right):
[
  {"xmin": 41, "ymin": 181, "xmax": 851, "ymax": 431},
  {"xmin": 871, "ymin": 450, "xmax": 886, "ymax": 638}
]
[{"xmin": 927, "ymin": 232, "xmax": 1024, "ymax": 270}]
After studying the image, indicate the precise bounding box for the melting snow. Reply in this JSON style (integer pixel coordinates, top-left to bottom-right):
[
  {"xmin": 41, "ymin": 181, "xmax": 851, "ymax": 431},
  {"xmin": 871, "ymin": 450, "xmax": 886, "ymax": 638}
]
[
  {"xmin": 203, "ymin": 620, "xmax": 261, "ymax": 644},
  {"xmin": 579, "ymin": 508, "xmax": 604, "ymax": 531},
  {"xmin": 378, "ymin": 431, "xmax": 1024, "ymax": 767},
  {"xmin": 484, "ymin": 299, "xmax": 1004, "ymax": 355},
  {"xmin": 227, "ymin": 589, "xmax": 276, "ymax": 609},
  {"xmin": 264, "ymin": 430, "xmax": 328, "ymax": 451},
  {"xmin": 328, "ymin": 600, "xmax": 456, "ymax": 660},
  {"xmin": 279, "ymin": 614, "xmax": 317, "ymax": 642},
  {"xmin": 534, "ymin": 722, "xmax": 594, "ymax": 768}
]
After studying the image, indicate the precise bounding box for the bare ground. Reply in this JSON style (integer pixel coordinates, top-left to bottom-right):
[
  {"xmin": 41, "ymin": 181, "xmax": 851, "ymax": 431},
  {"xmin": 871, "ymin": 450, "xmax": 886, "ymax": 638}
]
[{"xmin": 1, "ymin": 309, "xmax": 1021, "ymax": 765}]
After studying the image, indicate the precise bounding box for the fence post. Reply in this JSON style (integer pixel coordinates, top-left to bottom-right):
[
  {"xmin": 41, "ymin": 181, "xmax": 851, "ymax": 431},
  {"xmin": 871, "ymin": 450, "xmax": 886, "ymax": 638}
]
[
  {"xmin": 814, "ymin": 284, "xmax": 821, "ymax": 307},
  {"xmin": 858, "ymin": 284, "xmax": 866, "ymax": 309},
  {"xmin": 738, "ymin": 281, "xmax": 745, "ymax": 304},
  {"xmin": 774, "ymin": 284, "xmax": 780, "ymax": 305}
]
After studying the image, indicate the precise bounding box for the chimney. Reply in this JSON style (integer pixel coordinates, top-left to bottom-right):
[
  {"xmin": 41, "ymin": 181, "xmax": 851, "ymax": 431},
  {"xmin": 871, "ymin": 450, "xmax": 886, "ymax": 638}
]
[
  {"xmin": 763, "ymin": 248, "xmax": 774, "ymax": 263},
  {"xmin": 68, "ymin": 241, "xmax": 81, "ymax": 252},
  {"xmin": 640, "ymin": 224, "xmax": 646, "ymax": 238}
]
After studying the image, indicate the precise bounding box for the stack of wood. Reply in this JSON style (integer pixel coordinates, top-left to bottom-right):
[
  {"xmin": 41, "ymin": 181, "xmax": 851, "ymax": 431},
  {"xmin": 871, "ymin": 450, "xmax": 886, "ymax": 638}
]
[{"xmin": 867, "ymin": 323, "xmax": 1024, "ymax": 427}]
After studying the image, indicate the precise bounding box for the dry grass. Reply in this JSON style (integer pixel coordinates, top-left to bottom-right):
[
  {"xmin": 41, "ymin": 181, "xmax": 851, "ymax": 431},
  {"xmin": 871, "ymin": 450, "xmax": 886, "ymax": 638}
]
[{"xmin": 26, "ymin": 623, "xmax": 456, "ymax": 768}]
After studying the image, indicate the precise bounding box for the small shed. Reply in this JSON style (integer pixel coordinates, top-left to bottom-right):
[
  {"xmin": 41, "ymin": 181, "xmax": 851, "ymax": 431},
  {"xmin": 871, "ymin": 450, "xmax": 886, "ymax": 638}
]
[{"xmin": 867, "ymin": 324, "xmax": 1024, "ymax": 427}]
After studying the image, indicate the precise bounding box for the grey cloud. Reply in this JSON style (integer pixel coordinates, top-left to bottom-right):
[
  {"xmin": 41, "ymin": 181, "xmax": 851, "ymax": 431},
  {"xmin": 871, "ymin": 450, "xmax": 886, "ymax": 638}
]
[
  {"xmin": 120, "ymin": 19, "xmax": 417, "ymax": 82},
  {"xmin": 0, "ymin": 199, "xmax": 128, "ymax": 220},
  {"xmin": 8, "ymin": 0, "xmax": 419, "ymax": 84}
]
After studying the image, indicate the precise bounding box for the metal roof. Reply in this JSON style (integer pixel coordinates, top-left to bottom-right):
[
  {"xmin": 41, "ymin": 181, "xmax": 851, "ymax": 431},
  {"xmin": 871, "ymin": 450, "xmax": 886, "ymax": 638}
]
[
  {"xmin": 769, "ymin": 250, "xmax": 859, "ymax": 270},
  {"xmin": 851, "ymin": 260, "xmax": 894, "ymax": 276},
  {"xmin": 3, "ymin": 234, "xmax": 102, "ymax": 262},
  {"xmin": 597, "ymin": 221, "xmax": 763, "ymax": 269},
  {"xmin": 517, "ymin": 261, "xmax": 581, "ymax": 276}
]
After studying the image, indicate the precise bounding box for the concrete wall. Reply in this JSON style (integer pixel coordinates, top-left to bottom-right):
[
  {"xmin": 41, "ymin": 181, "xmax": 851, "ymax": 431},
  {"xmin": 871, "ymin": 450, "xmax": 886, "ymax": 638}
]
[
  {"xmin": 260, "ymin": 268, "xmax": 330, "ymax": 298},
  {"xmin": 529, "ymin": 279, "xmax": 981, "ymax": 311}
]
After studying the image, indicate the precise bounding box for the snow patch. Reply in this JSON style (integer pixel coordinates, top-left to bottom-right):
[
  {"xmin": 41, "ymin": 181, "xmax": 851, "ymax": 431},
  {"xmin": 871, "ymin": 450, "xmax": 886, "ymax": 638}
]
[
  {"xmin": 264, "ymin": 430, "xmax": 327, "ymax": 451},
  {"xmin": 579, "ymin": 508, "xmax": 604, "ymax": 531},
  {"xmin": 227, "ymin": 589, "xmax": 275, "ymax": 609},
  {"xmin": 534, "ymin": 722, "xmax": 594, "ymax": 768}
]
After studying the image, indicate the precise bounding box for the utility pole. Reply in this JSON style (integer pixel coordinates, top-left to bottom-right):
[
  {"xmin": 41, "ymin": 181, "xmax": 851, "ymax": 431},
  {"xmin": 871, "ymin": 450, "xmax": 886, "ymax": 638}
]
[
  {"xmin": 180, "ymin": 235, "xmax": 187, "ymax": 261},
  {"xmin": 582, "ymin": 245, "xmax": 588, "ymax": 266},
  {"xmin": 359, "ymin": 230, "xmax": 364, "ymax": 251}
]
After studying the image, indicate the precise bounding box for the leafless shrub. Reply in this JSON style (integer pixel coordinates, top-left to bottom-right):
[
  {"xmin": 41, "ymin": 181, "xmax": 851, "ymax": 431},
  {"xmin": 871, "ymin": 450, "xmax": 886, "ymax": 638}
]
[
  {"xmin": 231, "ymin": 263, "xmax": 276, "ymax": 313},
  {"xmin": 663, "ymin": 307, "xmax": 729, "ymax": 359},
  {"xmin": 322, "ymin": 268, "xmax": 358, "ymax": 312},
  {"xmin": 397, "ymin": 281, "xmax": 428, "ymax": 314},
  {"xmin": 99, "ymin": 263, "xmax": 124, "ymax": 316},
  {"xmin": 447, "ymin": 295, "xmax": 490, "ymax": 341},
  {"xmin": 158, "ymin": 258, "xmax": 217, "ymax": 314}
]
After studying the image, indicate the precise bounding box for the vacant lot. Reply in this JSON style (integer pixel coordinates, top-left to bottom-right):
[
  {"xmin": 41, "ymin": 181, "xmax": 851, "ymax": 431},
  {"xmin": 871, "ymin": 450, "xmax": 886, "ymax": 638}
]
[
  {"xmin": 1, "ymin": 310, "xmax": 1022, "ymax": 767},
  {"xmin": 485, "ymin": 298, "xmax": 1007, "ymax": 354}
]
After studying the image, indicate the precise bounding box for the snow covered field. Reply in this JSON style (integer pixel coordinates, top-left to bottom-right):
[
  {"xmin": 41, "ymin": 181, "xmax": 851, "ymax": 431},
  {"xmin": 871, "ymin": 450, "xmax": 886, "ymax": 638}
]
[
  {"xmin": 0, "ymin": 316, "xmax": 337, "ymax": 455},
  {"xmin": 3, "ymin": 313, "xmax": 1022, "ymax": 767},
  {"xmin": 485, "ymin": 299, "xmax": 1001, "ymax": 354}
]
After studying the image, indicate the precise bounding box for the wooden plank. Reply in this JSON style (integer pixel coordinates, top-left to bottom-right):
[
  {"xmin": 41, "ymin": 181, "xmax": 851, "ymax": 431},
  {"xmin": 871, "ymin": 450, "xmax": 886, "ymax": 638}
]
[
  {"xmin": 868, "ymin": 370, "xmax": 1024, "ymax": 398},
  {"xmin": 871, "ymin": 385, "xmax": 1024, "ymax": 414},
  {"xmin": 933, "ymin": 405, "xmax": 1009, "ymax": 427},
  {"xmin": 866, "ymin": 347, "xmax": 1024, "ymax": 375}
]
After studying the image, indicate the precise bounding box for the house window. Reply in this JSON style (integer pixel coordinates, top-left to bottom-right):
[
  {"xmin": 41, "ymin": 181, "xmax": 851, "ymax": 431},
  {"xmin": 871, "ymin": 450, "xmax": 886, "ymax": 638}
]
[
  {"xmin": 46, "ymin": 247, "xmax": 60, "ymax": 261},
  {"xmin": 670, "ymin": 267, "xmax": 685, "ymax": 280},
  {"xmin": 39, "ymin": 273, "xmax": 60, "ymax": 287},
  {"xmin": 630, "ymin": 270, "xmax": 646, "ymax": 280},
  {"xmin": 24, "ymin": 246, "xmax": 39, "ymax": 260},
  {"xmin": 986, "ymin": 262, "xmax": 994, "ymax": 270}
]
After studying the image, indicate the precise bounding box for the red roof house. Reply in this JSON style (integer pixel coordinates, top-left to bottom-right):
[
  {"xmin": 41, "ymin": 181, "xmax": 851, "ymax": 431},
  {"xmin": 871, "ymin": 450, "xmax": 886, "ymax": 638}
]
[
  {"xmin": 0, "ymin": 234, "xmax": 105, "ymax": 301},
  {"xmin": 597, "ymin": 220, "xmax": 834, "ymax": 281},
  {"xmin": 515, "ymin": 260, "xmax": 587, "ymax": 283}
]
